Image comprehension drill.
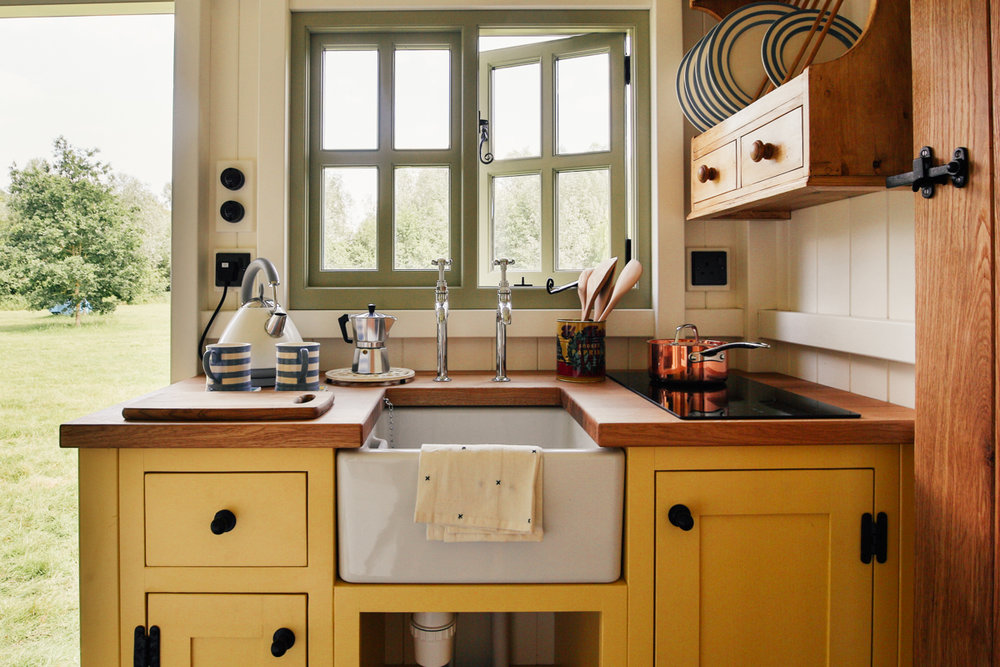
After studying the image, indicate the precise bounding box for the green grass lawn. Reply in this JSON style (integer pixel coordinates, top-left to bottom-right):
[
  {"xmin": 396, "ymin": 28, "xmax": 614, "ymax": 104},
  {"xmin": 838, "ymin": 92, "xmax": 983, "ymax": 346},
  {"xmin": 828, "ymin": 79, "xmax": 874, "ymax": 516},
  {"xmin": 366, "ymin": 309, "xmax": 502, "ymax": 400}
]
[{"xmin": 0, "ymin": 299, "xmax": 171, "ymax": 666}]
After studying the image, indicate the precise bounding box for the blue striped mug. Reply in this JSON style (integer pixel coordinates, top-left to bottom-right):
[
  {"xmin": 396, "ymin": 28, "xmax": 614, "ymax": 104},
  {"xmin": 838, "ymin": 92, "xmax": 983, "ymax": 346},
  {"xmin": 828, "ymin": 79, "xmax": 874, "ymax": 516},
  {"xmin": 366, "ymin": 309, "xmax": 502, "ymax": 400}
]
[
  {"xmin": 203, "ymin": 342, "xmax": 253, "ymax": 391},
  {"xmin": 275, "ymin": 341, "xmax": 321, "ymax": 391}
]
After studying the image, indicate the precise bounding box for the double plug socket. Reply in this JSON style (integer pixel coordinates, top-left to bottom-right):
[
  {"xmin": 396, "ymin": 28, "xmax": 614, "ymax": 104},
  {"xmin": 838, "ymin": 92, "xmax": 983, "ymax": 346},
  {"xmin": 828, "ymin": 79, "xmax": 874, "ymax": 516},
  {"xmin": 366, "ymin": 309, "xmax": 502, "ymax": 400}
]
[{"xmin": 215, "ymin": 160, "xmax": 255, "ymax": 233}]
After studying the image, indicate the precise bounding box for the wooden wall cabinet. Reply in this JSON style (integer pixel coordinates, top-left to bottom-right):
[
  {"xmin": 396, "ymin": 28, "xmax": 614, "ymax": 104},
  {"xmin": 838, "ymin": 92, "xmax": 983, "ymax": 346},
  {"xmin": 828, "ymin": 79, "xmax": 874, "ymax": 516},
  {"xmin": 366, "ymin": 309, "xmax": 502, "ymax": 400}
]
[
  {"xmin": 626, "ymin": 444, "xmax": 912, "ymax": 666},
  {"xmin": 686, "ymin": 0, "xmax": 912, "ymax": 220}
]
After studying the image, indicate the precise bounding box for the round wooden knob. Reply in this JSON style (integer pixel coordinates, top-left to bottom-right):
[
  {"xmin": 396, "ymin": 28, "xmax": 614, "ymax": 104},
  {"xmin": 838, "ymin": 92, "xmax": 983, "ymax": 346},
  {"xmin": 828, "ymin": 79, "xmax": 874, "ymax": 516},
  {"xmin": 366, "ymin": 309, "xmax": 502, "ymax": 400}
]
[
  {"xmin": 750, "ymin": 140, "xmax": 776, "ymax": 162},
  {"xmin": 697, "ymin": 165, "xmax": 718, "ymax": 183}
]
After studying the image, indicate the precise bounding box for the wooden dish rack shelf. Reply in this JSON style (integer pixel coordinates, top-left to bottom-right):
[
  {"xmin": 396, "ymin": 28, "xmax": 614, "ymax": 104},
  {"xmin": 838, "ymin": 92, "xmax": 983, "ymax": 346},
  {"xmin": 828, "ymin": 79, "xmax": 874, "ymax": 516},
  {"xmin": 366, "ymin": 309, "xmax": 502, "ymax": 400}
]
[{"xmin": 686, "ymin": 0, "xmax": 912, "ymax": 221}]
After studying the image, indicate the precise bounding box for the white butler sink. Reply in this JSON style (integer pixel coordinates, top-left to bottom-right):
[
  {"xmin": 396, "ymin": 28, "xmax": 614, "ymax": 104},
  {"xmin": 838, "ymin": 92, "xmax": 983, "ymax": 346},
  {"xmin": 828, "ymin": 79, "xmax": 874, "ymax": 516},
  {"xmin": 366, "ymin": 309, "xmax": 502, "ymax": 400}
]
[{"xmin": 336, "ymin": 406, "xmax": 624, "ymax": 583}]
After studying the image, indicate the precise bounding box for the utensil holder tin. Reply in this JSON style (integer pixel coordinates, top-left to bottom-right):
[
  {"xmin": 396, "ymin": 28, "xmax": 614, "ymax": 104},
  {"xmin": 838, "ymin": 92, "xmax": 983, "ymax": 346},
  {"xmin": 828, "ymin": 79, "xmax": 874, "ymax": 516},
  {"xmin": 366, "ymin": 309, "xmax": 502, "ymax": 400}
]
[{"xmin": 556, "ymin": 319, "xmax": 606, "ymax": 383}]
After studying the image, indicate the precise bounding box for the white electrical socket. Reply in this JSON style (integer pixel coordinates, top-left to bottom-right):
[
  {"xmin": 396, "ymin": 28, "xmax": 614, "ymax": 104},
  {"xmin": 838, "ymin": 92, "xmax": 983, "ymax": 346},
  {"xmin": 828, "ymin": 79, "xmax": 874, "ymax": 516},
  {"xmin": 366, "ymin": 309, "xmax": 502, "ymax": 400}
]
[{"xmin": 215, "ymin": 160, "xmax": 255, "ymax": 233}]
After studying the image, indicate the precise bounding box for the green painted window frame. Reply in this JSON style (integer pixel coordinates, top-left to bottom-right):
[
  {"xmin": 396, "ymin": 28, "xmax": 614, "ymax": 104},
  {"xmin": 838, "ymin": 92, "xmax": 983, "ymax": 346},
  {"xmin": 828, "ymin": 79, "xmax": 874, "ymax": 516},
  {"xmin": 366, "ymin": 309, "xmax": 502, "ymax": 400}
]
[
  {"xmin": 478, "ymin": 32, "xmax": 627, "ymax": 289},
  {"xmin": 289, "ymin": 10, "xmax": 651, "ymax": 311}
]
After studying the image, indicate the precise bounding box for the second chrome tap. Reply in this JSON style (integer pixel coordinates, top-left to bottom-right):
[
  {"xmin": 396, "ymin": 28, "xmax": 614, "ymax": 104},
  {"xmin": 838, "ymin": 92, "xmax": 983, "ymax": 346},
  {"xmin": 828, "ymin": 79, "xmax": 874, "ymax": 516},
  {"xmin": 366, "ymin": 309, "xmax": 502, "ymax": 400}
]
[
  {"xmin": 493, "ymin": 258, "xmax": 514, "ymax": 382},
  {"xmin": 432, "ymin": 258, "xmax": 452, "ymax": 382}
]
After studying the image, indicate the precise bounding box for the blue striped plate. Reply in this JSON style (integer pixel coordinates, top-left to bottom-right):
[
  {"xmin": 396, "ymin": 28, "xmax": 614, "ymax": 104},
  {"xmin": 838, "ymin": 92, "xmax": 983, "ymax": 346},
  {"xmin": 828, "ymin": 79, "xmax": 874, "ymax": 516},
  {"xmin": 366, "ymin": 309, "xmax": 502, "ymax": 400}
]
[
  {"xmin": 676, "ymin": 34, "xmax": 717, "ymax": 132},
  {"xmin": 700, "ymin": 2, "xmax": 798, "ymax": 117},
  {"xmin": 761, "ymin": 9, "xmax": 863, "ymax": 86}
]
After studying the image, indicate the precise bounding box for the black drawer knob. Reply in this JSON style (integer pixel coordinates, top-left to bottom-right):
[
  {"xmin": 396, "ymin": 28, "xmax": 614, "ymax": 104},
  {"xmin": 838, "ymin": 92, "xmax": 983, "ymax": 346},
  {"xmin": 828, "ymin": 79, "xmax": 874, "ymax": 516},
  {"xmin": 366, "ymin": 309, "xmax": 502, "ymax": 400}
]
[
  {"xmin": 210, "ymin": 509, "xmax": 237, "ymax": 535},
  {"xmin": 271, "ymin": 627, "xmax": 296, "ymax": 657},
  {"xmin": 668, "ymin": 504, "xmax": 694, "ymax": 531}
]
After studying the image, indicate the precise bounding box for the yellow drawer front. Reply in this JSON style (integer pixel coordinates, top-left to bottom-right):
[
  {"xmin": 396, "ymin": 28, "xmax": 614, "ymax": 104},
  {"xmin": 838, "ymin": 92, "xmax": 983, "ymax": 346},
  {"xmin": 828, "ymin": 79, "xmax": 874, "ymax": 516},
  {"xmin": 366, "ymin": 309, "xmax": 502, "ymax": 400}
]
[
  {"xmin": 691, "ymin": 141, "xmax": 737, "ymax": 204},
  {"xmin": 144, "ymin": 472, "xmax": 307, "ymax": 567},
  {"xmin": 148, "ymin": 593, "xmax": 306, "ymax": 666},
  {"xmin": 739, "ymin": 106, "xmax": 804, "ymax": 187}
]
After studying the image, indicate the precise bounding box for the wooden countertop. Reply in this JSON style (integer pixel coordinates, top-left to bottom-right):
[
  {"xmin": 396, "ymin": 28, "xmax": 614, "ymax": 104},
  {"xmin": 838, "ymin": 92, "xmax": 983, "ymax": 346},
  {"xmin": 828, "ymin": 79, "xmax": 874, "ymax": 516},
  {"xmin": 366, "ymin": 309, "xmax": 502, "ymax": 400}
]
[{"xmin": 59, "ymin": 371, "xmax": 914, "ymax": 449}]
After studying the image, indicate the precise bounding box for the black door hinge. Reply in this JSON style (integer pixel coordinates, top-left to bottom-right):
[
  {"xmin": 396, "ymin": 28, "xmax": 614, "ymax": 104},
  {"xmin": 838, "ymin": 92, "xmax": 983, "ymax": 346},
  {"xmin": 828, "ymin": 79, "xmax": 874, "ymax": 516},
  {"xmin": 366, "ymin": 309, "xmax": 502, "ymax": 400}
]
[
  {"xmin": 134, "ymin": 625, "xmax": 160, "ymax": 667},
  {"xmin": 860, "ymin": 512, "xmax": 888, "ymax": 564},
  {"xmin": 624, "ymin": 54, "xmax": 631, "ymax": 85}
]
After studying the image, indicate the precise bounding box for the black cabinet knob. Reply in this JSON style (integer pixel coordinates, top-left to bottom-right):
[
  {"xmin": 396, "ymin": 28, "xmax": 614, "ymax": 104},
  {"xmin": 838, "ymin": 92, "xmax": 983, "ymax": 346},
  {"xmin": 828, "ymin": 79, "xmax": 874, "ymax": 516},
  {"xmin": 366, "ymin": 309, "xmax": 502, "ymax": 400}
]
[
  {"xmin": 271, "ymin": 627, "xmax": 296, "ymax": 657},
  {"xmin": 668, "ymin": 504, "xmax": 694, "ymax": 531},
  {"xmin": 210, "ymin": 509, "xmax": 237, "ymax": 535}
]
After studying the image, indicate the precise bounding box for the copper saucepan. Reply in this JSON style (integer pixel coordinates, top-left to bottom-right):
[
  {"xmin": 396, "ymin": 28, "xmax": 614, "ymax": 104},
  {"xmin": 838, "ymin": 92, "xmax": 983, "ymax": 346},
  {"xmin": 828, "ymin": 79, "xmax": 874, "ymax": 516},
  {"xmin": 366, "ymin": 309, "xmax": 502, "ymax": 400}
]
[{"xmin": 648, "ymin": 324, "xmax": 770, "ymax": 383}]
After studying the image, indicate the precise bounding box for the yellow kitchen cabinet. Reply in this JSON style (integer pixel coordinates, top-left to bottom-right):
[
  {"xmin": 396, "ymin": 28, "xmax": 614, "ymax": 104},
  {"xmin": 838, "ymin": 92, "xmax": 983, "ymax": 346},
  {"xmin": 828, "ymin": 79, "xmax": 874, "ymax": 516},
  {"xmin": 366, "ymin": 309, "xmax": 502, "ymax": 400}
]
[
  {"xmin": 626, "ymin": 445, "xmax": 912, "ymax": 667},
  {"xmin": 656, "ymin": 469, "xmax": 873, "ymax": 665},
  {"xmin": 143, "ymin": 594, "xmax": 306, "ymax": 666},
  {"xmin": 80, "ymin": 448, "xmax": 334, "ymax": 667}
]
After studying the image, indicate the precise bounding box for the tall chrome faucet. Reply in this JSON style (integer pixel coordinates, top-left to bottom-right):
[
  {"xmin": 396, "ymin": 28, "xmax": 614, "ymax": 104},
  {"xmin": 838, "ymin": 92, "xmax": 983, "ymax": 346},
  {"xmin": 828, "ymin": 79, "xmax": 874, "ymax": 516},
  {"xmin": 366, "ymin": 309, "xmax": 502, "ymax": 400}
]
[
  {"xmin": 493, "ymin": 258, "xmax": 514, "ymax": 382},
  {"xmin": 432, "ymin": 258, "xmax": 452, "ymax": 382}
]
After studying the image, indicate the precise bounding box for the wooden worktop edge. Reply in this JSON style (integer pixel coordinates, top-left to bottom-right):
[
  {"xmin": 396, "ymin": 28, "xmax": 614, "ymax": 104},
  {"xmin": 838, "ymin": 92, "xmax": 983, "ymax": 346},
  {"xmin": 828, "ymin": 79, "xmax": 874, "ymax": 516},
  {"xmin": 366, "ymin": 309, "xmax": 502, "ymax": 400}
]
[{"xmin": 59, "ymin": 371, "xmax": 914, "ymax": 449}]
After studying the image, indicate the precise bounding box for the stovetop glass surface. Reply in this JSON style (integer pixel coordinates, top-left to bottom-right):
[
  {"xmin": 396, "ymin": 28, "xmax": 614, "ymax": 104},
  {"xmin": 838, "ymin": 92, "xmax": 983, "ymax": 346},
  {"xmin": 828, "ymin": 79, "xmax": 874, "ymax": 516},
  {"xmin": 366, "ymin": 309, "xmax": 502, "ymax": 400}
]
[{"xmin": 607, "ymin": 370, "xmax": 861, "ymax": 420}]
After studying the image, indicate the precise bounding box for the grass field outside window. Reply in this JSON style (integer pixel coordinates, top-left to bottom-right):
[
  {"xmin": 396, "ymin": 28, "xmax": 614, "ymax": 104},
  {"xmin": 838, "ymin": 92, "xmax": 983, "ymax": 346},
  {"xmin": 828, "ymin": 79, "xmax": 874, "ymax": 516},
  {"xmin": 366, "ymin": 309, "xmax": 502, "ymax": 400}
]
[{"xmin": 0, "ymin": 299, "xmax": 170, "ymax": 666}]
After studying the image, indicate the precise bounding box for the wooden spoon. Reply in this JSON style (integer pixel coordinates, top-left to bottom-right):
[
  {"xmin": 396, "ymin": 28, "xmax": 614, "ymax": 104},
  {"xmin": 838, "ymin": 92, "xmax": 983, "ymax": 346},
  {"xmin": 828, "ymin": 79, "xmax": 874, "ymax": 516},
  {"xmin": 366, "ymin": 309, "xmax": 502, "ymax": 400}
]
[
  {"xmin": 583, "ymin": 257, "xmax": 618, "ymax": 320},
  {"xmin": 597, "ymin": 259, "xmax": 642, "ymax": 322},
  {"xmin": 592, "ymin": 265, "xmax": 616, "ymax": 323},
  {"xmin": 577, "ymin": 268, "xmax": 594, "ymax": 320}
]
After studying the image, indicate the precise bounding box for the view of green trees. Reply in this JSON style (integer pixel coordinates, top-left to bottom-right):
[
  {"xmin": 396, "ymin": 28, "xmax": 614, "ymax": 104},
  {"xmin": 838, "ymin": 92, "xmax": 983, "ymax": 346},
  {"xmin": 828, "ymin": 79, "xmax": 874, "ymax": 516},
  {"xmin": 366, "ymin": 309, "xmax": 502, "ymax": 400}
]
[
  {"xmin": 322, "ymin": 164, "xmax": 610, "ymax": 275},
  {"xmin": 0, "ymin": 137, "xmax": 170, "ymax": 323}
]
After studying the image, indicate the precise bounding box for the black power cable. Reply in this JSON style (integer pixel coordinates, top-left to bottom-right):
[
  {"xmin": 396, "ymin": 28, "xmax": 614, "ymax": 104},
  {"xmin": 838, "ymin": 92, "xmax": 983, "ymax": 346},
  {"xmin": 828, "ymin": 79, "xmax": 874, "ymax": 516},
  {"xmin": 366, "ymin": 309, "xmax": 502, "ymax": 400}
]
[{"xmin": 198, "ymin": 267, "xmax": 237, "ymax": 360}]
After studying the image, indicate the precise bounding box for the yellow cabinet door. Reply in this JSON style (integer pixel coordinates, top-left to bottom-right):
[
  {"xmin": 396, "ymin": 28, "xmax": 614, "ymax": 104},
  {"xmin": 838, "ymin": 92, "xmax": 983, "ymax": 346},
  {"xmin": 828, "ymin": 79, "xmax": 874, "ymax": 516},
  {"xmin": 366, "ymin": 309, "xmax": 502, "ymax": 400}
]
[
  {"xmin": 146, "ymin": 593, "xmax": 306, "ymax": 666},
  {"xmin": 655, "ymin": 469, "xmax": 873, "ymax": 666}
]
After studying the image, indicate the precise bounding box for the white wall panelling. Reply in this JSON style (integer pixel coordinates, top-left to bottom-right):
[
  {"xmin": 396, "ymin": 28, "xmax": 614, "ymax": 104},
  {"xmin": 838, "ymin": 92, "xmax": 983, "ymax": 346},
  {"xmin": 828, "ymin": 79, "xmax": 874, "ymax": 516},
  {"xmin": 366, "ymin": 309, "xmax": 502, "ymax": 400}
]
[{"xmin": 763, "ymin": 190, "xmax": 916, "ymax": 407}]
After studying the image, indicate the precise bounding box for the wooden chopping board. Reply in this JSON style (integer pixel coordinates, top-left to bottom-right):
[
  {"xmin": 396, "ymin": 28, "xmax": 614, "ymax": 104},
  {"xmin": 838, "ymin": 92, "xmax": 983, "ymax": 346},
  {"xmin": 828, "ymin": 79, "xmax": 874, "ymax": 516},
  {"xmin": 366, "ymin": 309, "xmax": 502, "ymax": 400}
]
[{"xmin": 122, "ymin": 386, "xmax": 335, "ymax": 421}]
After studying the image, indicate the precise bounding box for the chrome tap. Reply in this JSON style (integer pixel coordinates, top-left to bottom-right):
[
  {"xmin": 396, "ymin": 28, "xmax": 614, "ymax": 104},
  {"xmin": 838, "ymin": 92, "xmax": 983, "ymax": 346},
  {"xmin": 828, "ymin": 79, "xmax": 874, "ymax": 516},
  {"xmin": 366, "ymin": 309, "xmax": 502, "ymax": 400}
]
[
  {"xmin": 493, "ymin": 258, "xmax": 514, "ymax": 382},
  {"xmin": 431, "ymin": 258, "xmax": 452, "ymax": 382}
]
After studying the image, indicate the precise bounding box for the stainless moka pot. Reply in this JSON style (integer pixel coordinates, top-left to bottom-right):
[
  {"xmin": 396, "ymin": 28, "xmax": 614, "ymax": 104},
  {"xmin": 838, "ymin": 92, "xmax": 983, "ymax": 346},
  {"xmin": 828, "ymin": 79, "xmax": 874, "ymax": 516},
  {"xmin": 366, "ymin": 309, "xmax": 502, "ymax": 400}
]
[{"xmin": 338, "ymin": 304, "xmax": 396, "ymax": 374}]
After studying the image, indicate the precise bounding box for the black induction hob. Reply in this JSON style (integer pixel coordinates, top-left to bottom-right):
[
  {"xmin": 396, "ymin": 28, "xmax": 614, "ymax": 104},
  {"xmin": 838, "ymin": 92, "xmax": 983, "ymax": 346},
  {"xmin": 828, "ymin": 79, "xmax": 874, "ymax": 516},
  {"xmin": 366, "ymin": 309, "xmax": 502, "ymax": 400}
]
[{"xmin": 607, "ymin": 370, "xmax": 861, "ymax": 420}]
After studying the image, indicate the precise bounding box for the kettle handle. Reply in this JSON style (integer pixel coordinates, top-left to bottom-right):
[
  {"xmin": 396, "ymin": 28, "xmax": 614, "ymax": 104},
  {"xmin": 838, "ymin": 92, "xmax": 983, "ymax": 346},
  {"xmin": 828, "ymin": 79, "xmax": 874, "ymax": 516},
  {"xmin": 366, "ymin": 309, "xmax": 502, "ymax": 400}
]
[{"xmin": 338, "ymin": 313, "xmax": 353, "ymax": 343}]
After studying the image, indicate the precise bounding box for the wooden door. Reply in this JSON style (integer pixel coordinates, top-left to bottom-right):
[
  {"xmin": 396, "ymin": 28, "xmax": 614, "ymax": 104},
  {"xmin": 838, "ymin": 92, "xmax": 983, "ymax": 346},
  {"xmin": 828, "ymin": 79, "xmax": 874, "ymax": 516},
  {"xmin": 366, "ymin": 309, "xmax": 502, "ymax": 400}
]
[
  {"xmin": 146, "ymin": 594, "xmax": 306, "ymax": 666},
  {"xmin": 655, "ymin": 469, "xmax": 873, "ymax": 666},
  {"xmin": 910, "ymin": 0, "xmax": 997, "ymax": 663}
]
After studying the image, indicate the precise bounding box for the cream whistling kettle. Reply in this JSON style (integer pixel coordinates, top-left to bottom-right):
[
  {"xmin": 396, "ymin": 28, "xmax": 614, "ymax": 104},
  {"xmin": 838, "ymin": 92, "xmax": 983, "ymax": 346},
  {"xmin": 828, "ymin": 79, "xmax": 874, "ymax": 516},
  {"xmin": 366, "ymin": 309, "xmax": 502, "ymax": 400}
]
[{"xmin": 217, "ymin": 257, "xmax": 302, "ymax": 386}]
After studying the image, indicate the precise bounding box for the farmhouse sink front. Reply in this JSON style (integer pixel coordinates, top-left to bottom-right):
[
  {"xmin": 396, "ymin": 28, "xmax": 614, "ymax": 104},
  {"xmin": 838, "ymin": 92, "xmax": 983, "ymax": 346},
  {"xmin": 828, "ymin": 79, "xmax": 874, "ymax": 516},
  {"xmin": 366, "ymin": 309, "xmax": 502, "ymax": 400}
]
[{"xmin": 336, "ymin": 406, "xmax": 625, "ymax": 583}]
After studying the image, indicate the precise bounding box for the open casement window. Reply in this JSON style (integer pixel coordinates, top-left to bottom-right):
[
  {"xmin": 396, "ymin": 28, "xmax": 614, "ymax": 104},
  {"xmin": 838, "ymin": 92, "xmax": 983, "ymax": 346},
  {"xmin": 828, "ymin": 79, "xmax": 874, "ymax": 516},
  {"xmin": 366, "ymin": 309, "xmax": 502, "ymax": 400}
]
[
  {"xmin": 306, "ymin": 31, "xmax": 462, "ymax": 288},
  {"xmin": 478, "ymin": 33, "xmax": 628, "ymax": 288},
  {"xmin": 289, "ymin": 11, "xmax": 651, "ymax": 311}
]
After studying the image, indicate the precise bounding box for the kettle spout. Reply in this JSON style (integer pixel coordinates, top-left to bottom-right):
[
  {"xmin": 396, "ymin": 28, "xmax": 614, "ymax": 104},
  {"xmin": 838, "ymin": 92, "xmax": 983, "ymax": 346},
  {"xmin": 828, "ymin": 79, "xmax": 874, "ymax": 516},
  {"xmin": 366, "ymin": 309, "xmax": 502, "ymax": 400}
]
[{"xmin": 265, "ymin": 309, "xmax": 287, "ymax": 337}]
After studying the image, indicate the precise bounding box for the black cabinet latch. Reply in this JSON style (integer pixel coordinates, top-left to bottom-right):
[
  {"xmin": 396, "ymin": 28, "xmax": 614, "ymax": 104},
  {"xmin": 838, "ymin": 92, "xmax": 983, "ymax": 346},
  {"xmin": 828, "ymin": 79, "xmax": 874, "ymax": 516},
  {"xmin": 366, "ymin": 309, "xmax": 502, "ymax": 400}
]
[
  {"xmin": 861, "ymin": 512, "xmax": 888, "ymax": 564},
  {"xmin": 886, "ymin": 146, "xmax": 968, "ymax": 198},
  {"xmin": 133, "ymin": 625, "xmax": 160, "ymax": 667}
]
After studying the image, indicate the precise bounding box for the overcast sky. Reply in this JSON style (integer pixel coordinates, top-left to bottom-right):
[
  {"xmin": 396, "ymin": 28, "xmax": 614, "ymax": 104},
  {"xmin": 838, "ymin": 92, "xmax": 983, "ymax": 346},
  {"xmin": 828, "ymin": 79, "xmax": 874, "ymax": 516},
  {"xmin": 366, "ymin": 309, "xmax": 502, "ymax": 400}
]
[{"xmin": 0, "ymin": 14, "xmax": 174, "ymax": 195}]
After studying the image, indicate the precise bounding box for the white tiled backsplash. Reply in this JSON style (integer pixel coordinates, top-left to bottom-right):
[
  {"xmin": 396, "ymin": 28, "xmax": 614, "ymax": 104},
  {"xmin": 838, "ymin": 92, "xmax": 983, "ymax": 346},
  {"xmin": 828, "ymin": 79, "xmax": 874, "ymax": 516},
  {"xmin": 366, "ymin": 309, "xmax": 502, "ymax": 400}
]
[{"xmin": 316, "ymin": 336, "xmax": 652, "ymax": 374}]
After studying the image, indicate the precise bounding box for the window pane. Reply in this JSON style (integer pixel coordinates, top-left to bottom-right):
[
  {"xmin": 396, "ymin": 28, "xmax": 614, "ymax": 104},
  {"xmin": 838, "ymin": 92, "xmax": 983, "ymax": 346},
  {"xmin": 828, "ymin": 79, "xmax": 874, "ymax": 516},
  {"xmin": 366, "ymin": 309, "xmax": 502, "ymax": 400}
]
[
  {"xmin": 322, "ymin": 167, "xmax": 377, "ymax": 270},
  {"xmin": 557, "ymin": 169, "xmax": 610, "ymax": 270},
  {"xmin": 394, "ymin": 167, "xmax": 450, "ymax": 269},
  {"xmin": 394, "ymin": 49, "xmax": 450, "ymax": 149},
  {"xmin": 556, "ymin": 53, "xmax": 610, "ymax": 154},
  {"xmin": 492, "ymin": 62, "xmax": 540, "ymax": 160},
  {"xmin": 323, "ymin": 50, "xmax": 378, "ymax": 150},
  {"xmin": 493, "ymin": 174, "xmax": 542, "ymax": 271}
]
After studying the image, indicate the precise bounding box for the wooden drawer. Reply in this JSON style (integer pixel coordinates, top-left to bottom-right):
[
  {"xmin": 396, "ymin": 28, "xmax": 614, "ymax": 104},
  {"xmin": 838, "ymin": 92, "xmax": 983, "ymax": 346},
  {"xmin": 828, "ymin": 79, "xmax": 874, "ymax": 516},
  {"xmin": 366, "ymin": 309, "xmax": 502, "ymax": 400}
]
[
  {"xmin": 691, "ymin": 141, "xmax": 737, "ymax": 204},
  {"xmin": 144, "ymin": 472, "xmax": 307, "ymax": 567},
  {"xmin": 739, "ymin": 106, "xmax": 804, "ymax": 187}
]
